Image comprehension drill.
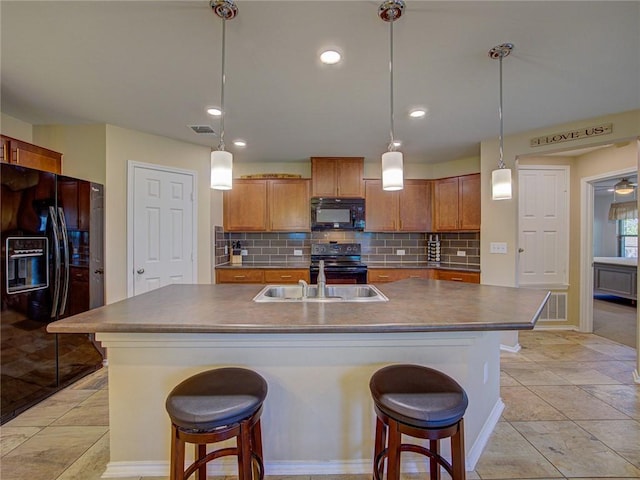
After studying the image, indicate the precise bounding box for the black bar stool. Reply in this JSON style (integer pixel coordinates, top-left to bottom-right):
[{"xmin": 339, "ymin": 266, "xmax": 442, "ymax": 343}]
[
  {"xmin": 165, "ymin": 367, "xmax": 268, "ymax": 480},
  {"xmin": 369, "ymin": 364, "xmax": 468, "ymax": 480}
]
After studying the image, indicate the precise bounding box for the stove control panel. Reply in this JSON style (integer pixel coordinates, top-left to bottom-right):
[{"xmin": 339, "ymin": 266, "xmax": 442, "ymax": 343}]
[{"xmin": 311, "ymin": 243, "xmax": 361, "ymax": 256}]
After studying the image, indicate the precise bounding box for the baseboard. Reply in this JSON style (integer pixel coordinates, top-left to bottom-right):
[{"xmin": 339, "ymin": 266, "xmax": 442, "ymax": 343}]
[
  {"xmin": 465, "ymin": 398, "xmax": 505, "ymax": 470},
  {"xmin": 500, "ymin": 343, "xmax": 521, "ymax": 353},
  {"xmin": 533, "ymin": 324, "xmax": 580, "ymax": 331}
]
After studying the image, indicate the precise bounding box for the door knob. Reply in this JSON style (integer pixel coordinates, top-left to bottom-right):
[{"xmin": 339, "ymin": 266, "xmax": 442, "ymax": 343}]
[
  {"xmin": 518, "ymin": 248, "xmax": 525, "ymax": 253},
  {"xmin": 94, "ymin": 268, "xmax": 104, "ymax": 274},
  {"xmin": 137, "ymin": 268, "xmax": 145, "ymax": 274}
]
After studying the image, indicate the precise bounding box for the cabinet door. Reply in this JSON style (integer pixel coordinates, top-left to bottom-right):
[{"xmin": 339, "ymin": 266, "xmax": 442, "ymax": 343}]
[
  {"xmin": 311, "ymin": 158, "xmax": 338, "ymax": 197},
  {"xmin": 399, "ymin": 180, "xmax": 431, "ymax": 232},
  {"xmin": 216, "ymin": 268, "xmax": 264, "ymax": 283},
  {"xmin": 458, "ymin": 174, "xmax": 481, "ymax": 231},
  {"xmin": 336, "ymin": 158, "xmax": 364, "ymax": 197},
  {"xmin": 433, "ymin": 177, "xmax": 459, "ymax": 231},
  {"xmin": 311, "ymin": 157, "xmax": 363, "ymax": 197},
  {"xmin": 435, "ymin": 270, "xmax": 480, "ymax": 283},
  {"xmin": 1, "ymin": 135, "xmax": 63, "ymax": 174},
  {"xmin": 364, "ymin": 180, "xmax": 397, "ymax": 231},
  {"xmin": 223, "ymin": 180, "xmax": 268, "ymax": 231},
  {"xmin": 269, "ymin": 179, "xmax": 310, "ymax": 232},
  {"xmin": 368, "ymin": 268, "xmax": 432, "ymax": 283},
  {"xmin": 264, "ymin": 269, "xmax": 310, "ymax": 283}
]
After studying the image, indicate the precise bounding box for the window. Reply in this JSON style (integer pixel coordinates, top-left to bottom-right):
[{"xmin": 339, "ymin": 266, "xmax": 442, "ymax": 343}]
[{"xmin": 618, "ymin": 218, "xmax": 638, "ymax": 258}]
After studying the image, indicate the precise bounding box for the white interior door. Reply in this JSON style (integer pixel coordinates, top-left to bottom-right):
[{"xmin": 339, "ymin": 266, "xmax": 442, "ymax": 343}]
[
  {"xmin": 518, "ymin": 166, "xmax": 569, "ymax": 286},
  {"xmin": 130, "ymin": 163, "xmax": 195, "ymax": 296}
]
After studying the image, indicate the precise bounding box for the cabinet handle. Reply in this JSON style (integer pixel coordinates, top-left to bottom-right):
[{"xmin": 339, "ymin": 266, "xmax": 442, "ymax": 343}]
[
  {"xmin": 234, "ymin": 275, "xmax": 246, "ymax": 279},
  {"xmin": 280, "ymin": 275, "xmax": 292, "ymax": 279},
  {"xmin": 451, "ymin": 277, "xmax": 463, "ymax": 281},
  {"xmin": 377, "ymin": 275, "xmax": 390, "ymax": 279},
  {"xmin": 409, "ymin": 275, "xmax": 421, "ymax": 278}
]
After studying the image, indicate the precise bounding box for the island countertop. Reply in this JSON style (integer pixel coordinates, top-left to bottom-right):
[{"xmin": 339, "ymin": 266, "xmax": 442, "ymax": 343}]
[{"xmin": 48, "ymin": 279, "xmax": 550, "ymax": 334}]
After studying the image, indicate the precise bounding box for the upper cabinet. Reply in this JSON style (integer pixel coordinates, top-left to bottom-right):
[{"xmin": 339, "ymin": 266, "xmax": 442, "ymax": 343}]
[
  {"xmin": 223, "ymin": 178, "xmax": 310, "ymax": 232},
  {"xmin": 311, "ymin": 157, "xmax": 364, "ymax": 198},
  {"xmin": 433, "ymin": 173, "xmax": 480, "ymax": 232},
  {"xmin": 1, "ymin": 135, "xmax": 62, "ymax": 174},
  {"xmin": 365, "ymin": 179, "xmax": 431, "ymax": 232}
]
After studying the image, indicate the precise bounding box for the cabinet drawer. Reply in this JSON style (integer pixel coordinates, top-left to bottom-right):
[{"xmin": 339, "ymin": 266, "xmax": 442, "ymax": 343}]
[
  {"xmin": 264, "ymin": 269, "xmax": 310, "ymax": 284},
  {"xmin": 368, "ymin": 268, "xmax": 432, "ymax": 283},
  {"xmin": 435, "ymin": 270, "xmax": 480, "ymax": 283},
  {"xmin": 216, "ymin": 269, "xmax": 264, "ymax": 283}
]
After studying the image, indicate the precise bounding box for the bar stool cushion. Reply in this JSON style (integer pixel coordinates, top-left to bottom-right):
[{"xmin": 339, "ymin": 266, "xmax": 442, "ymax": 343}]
[
  {"xmin": 370, "ymin": 364, "xmax": 468, "ymax": 429},
  {"xmin": 166, "ymin": 367, "xmax": 268, "ymax": 431}
]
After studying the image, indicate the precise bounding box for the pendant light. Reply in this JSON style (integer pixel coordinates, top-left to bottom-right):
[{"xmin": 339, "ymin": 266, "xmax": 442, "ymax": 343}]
[
  {"xmin": 210, "ymin": 0, "xmax": 237, "ymax": 191},
  {"xmin": 489, "ymin": 43, "xmax": 514, "ymax": 200},
  {"xmin": 614, "ymin": 178, "xmax": 635, "ymax": 195},
  {"xmin": 379, "ymin": 0, "xmax": 405, "ymax": 191}
]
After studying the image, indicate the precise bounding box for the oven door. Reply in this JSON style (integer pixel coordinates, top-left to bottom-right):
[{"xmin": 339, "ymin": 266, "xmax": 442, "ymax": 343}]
[{"xmin": 309, "ymin": 266, "xmax": 368, "ymax": 284}]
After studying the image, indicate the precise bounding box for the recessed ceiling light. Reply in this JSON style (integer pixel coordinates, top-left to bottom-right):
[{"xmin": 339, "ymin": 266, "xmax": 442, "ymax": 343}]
[
  {"xmin": 207, "ymin": 107, "xmax": 222, "ymax": 116},
  {"xmin": 233, "ymin": 139, "xmax": 247, "ymax": 147},
  {"xmin": 320, "ymin": 50, "xmax": 341, "ymax": 65},
  {"xmin": 409, "ymin": 108, "xmax": 427, "ymax": 119}
]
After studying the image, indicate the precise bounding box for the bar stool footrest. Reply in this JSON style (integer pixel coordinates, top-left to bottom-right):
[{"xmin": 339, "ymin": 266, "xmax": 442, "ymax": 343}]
[{"xmin": 374, "ymin": 444, "xmax": 454, "ymax": 480}]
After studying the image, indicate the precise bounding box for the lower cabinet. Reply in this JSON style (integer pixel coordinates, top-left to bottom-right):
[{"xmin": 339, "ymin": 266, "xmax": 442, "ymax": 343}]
[
  {"xmin": 434, "ymin": 270, "xmax": 480, "ymax": 284},
  {"xmin": 368, "ymin": 269, "xmax": 433, "ymax": 283},
  {"xmin": 216, "ymin": 268, "xmax": 310, "ymax": 284}
]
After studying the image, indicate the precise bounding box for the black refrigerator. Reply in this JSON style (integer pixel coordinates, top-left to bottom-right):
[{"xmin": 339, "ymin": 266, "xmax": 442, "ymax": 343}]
[{"xmin": 1, "ymin": 163, "xmax": 105, "ymax": 424}]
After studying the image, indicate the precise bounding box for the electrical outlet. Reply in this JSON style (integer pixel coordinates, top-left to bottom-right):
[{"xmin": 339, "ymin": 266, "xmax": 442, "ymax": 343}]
[
  {"xmin": 457, "ymin": 250, "xmax": 466, "ymax": 256},
  {"xmin": 224, "ymin": 245, "xmax": 228, "ymax": 255},
  {"xmin": 490, "ymin": 242, "xmax": 508, "ymax": 254},
  {"xmin": 397, "ymin": 249, "xmax": 405, "ymax": 256},
  {"xmin": 241, "ymin": 249, "xmax": 248, "ymax": 256},
  {"xmin": 293, "ymin": 249, "xmax": 303, "ymax": 256}
]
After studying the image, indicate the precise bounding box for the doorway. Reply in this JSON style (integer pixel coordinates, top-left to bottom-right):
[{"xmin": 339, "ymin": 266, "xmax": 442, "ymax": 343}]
[{"xmin": 126, "ymin": 161, "xmax": 197, "ymax": 297}]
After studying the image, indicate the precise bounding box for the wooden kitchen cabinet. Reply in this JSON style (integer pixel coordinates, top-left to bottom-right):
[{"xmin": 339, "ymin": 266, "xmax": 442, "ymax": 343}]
[
  {"xmin": 216, "ymin": 268, "xmax": 265, "ymax": 283},
  {"xmin": 368, "ymin": 268, "xmax": 433, "ymax": 283},
  {"xmin": 0, "ymin": 135, "xmax": 62, "ymax": 174},
  {"xmin": 263, "ymin": 269, "xmax": 310, "ymax": 284},
  {"xmin": 433, "ymin": 173, "xmax": 480, "ymax": 232},
  {"xmin": 268, "ymin": 179, "xmax": 310, "ymax": 231},
  {"xmin": 223, "ymin": 180, "xmax": 269, "ymax": 231},
  {"xmin": 223, "ymin": 179, "xmax": 310, "ymax": 232},
  {"xmin": 311, "ymin": 157, "xmax": 364, "ymax": 197},
  {"xmin": 216, "ymin": 268, "xmax": 310, "ymax": 284},
  {"xmin": 365, "ymin": 179, "xmax": 431, "ymax": 232},
  {"xmin": 434, "ymin": 269, "xmax": 480, "ymax": 284}
]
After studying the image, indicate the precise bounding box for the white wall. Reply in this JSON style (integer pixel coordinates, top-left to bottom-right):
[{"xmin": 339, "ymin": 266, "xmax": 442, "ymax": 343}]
[{"xmin": 104, "ymin": 125, "xmax": 212, "ymax": 304}]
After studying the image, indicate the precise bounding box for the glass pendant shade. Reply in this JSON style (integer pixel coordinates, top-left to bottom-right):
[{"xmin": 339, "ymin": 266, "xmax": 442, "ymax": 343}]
[
  {"xmin": 382, "ymin": 151, "xmax": 404, "ymax": 191},
  {"xmin": 491, "ymin": 167, "xmax": 512, "ymax": 200},
  {"xmin": 211, "ymin": 150, "xmax": 233, "ymax": 190}
]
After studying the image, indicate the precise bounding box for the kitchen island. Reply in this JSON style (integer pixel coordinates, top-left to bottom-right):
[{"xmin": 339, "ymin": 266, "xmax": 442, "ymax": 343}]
[{"xmin": 48, "ymin": 279, "xmax": 549, "ymax": 478}]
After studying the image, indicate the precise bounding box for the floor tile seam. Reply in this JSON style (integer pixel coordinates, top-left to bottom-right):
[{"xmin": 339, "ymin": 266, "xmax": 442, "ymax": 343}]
[
  {"xmin": 501, "ymin": 419, "xmax": 566, "ymax": 479},
  {"xmin": 574, "ymin": 384, "xmax": 636, "ymax": 419},
  {"xmin": 510, "ymin": 383, "xmax": 571, "ymax": 419},
  {"xmin": 0, "ymin": 426, "xmax": 45, "ymax": 458},
  {"xmin": 53, "ymin": 429, "xmax": 110, "ymax": 480}
]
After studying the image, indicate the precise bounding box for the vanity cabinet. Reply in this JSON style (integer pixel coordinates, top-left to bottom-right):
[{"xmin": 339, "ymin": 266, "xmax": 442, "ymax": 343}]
[
  {"xmin": 311, "ymin": 157, "xmax": 364, "ymax": 198},
  {"xmin": 223, "ymin": 179, "xmax": 310, "ymax": 232},
  {"xmin": 365, "ymin": 179, "xmax": 431, "ymax": 232},
  {"xmin": 433, "ymin": 174, "xmax": 480, "ymax": 232},
  {"xmin": 1, "ymin": 135, "xmax": 63, "ymax": 174},
  {"xmin": 368, "ymin": 268, "xmax": 433, "ymax": 283},
  {"xmin": 434, "ymin": 269, "xmax": 480, "ymax": 284}
]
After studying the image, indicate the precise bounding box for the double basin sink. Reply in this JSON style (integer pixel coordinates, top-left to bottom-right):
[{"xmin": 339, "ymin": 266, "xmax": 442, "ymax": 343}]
[{"xmin": 253, "ymin": 284, "xmax": 389, "ymax": 303}]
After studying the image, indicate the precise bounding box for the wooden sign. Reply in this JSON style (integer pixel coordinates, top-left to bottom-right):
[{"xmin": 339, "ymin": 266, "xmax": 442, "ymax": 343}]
[{"xmin": 530, "ymin": 123, "xmax": 612, "ymax": 147}]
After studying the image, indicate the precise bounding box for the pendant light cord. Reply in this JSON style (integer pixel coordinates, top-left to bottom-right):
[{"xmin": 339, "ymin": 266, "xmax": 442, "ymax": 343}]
[
  {"xmin": 218, "ymin": 17, "xmax": 227, "ymax": 151},
  {"xmin": 388, "ymin": 19, "xmax": 396, "ymax": 152},
  {"xmin": 498, "ymin": 52, "xmax": 505, "ymax": 169}
]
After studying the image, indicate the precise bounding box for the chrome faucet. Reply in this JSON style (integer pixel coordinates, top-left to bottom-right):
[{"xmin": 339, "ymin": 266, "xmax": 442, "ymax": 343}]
[
  {"xmin": 298, "ymin": 279, "xmax": 308, "ymax": 299},
  {"xmin": 317, "ymin": 259, "xmax": 326, "ymax": 298}
]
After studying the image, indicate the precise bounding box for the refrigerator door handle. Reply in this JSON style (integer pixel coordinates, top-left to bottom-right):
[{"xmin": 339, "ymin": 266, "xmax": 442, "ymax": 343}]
[
  {"xmin": 49, "ymin": 206, "xmax": 62, "ymax": 318},
  {"xmin": 58, "ymin": 207, "xmax": 70, "ymax": 317}
]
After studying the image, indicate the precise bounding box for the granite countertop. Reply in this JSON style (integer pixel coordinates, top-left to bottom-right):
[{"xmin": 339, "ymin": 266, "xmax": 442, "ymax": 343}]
[
  {"xmin": 48, "ymin": 279, "xmax": 549, "ymax": 335},
  {"xmin": 216, "ymin": 262, "xmax": 480, "ymax": 273}
]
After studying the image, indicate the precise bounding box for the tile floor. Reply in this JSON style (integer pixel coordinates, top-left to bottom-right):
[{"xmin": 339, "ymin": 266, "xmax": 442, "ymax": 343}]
[{"xmin": 1, "ymin": 330, "xmax": 638, "ymax": 480}]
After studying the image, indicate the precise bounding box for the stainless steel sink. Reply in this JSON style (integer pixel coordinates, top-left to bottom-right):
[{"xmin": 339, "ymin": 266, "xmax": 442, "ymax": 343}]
[{"xmin": 253, "ymin": 284, "xmax": 389, "ymax": 303}]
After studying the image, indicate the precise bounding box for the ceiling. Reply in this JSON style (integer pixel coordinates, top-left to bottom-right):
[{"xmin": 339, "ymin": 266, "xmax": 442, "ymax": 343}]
[{"xmin": 1, "ymin": 1, "xmax": 639, "ymax": 166}]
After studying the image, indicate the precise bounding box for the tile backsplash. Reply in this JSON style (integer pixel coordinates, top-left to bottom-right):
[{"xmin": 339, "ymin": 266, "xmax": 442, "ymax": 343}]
[{"xmin": 215, "ymin": 229, "xmax": 480, "ymax": 268}]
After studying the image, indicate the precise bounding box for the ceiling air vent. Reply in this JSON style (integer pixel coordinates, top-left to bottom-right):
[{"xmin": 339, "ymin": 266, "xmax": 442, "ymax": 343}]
[{"xmin": 188, "ymin": 125, "xmax": 216, "ymax": 135}]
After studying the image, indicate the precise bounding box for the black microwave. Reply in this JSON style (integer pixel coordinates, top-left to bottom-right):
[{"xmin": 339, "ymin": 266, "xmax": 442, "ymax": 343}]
[{"xmin": 310, "ymin": 197, "xmax": 365, "ymax": 231}]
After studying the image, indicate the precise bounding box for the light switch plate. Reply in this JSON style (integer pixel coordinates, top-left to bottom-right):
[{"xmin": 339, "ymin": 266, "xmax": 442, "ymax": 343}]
[
  {"xmin": 241, "ymin": 249, "xmax": 248, "ymax": 256},
  {"xmin": 490, "ymin": 242, "xmax": 508, "ymax": 254},
  {"xmin": 293, "ymin": 249, "xmax": 303, "ymax": 256},
  {"xmin": 457, "ymin": 251, "xmax": 466, "ymax": 256},
  {"xmin": 397, "ymin": 249, "xmax": 405, "ymax": 256}
]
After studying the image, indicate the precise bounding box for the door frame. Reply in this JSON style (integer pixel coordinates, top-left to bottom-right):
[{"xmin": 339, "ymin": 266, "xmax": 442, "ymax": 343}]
[{"xmin": 126, "ymin": 161, "xmax": 198, "ymax": 298}]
